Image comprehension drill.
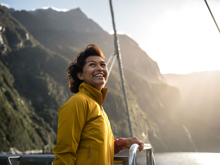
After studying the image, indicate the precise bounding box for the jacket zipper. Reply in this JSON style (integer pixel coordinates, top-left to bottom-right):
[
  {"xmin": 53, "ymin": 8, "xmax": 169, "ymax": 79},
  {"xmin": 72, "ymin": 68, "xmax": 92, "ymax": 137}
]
[
  {"xmin": 100, "ymin": 92, "xmax": 112, "ymax": 165},
  {"xmin": 101, "ymin": 106, "xmax": 112, "ymax": 165},
  {"xmin": 100, "ymin": 93, "xmax": 112, "ymax": 165}
]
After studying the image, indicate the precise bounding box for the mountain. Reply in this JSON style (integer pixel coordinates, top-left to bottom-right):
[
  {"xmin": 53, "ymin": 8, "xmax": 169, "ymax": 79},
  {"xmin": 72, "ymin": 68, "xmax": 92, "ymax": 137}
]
[
  {"xmin": 164, "ymin": 71, "xmax": 220, "ymax": 152},
  {"xmin": 1, "ymin": 5, "xmax": 196, "ymax": 153},
  {"xmin": 0, "ymin": 6, "xmax": 58, "ymax": 151},
  {"xmin": 10, "ymin": 7, "xmax": 163, "ymax": 82}
]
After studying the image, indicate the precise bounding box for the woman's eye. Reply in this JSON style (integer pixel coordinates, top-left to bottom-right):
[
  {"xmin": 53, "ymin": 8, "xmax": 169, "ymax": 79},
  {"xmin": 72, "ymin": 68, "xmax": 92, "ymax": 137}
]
[
  {"xmin": 101, "ymin": 63, "xmax": 106, "ymax": 67},
  {"xmin": 89, "ymin": 63, "xmax": 95, "ymax": 66}
]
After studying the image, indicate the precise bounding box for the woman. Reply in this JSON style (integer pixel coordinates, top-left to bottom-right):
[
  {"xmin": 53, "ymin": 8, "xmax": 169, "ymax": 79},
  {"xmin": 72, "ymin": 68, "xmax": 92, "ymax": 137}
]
[{"xmin": 52, "ymin": 44, "xmax": 144, "ymax": 165}]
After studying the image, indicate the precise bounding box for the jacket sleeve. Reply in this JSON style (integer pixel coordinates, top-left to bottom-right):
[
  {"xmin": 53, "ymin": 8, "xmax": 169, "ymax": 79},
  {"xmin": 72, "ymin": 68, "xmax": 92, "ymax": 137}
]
[
  {"xmin": 114, "ymin": 138, "xmax": 129, "ymax": 154},
  {"xmin": 52, "ymin": 96, "xmax": 88, "ymax": 165}
]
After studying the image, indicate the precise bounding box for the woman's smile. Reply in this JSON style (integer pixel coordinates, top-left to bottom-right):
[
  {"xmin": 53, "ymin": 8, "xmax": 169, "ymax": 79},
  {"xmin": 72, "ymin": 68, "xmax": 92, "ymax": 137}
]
[{"xmin": 94, "ymin": 73, "xmax": 104, "ymax": 77}]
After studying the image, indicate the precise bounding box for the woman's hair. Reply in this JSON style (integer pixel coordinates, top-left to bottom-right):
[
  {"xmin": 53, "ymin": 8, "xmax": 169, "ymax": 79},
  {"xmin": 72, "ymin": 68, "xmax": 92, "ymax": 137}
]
[{"xmin": 67, "ymin": 44, "xmax": 105, "ymax": 93}]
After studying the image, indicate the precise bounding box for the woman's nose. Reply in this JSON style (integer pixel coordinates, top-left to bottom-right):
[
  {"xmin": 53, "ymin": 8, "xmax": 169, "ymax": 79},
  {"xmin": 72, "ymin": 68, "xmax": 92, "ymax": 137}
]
[{"xmin": 97, "ymin": 64, "xmax": 103, "ymax": 70}]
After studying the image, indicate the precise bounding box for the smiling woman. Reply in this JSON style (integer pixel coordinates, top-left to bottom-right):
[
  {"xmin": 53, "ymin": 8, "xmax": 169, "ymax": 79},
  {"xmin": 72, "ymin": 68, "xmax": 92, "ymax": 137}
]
[{"xmin": 52, "ymin": 44, "xmax": 144, "ymax": 165}]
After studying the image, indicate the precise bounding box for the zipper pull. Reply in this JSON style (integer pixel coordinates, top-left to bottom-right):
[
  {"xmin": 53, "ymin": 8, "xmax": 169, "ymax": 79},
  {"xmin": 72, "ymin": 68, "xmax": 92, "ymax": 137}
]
[{"xmin": 87, "ymin": 146, "xmax": 90, "ymax": 158}]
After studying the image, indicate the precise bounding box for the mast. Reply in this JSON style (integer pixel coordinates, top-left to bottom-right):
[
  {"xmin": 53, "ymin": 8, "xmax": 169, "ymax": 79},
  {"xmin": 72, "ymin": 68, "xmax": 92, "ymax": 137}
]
[{"xmin": 109, "ymin": 0, "xmax": 133, "ymax": 137}]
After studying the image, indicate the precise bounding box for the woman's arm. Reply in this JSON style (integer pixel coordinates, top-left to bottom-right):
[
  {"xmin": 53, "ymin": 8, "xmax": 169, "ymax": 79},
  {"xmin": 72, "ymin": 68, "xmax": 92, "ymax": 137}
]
[{"xmin": 114, "ymin": 138, "xmax": 128, "ymax": 154}]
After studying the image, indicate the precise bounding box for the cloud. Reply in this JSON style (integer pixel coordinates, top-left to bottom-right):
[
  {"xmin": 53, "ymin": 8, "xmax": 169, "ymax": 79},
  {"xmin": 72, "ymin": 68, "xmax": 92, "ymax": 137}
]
[
  {"xmin": 0, "ymin": 3, "xmax": 10, "ymax": 8},
  {"xmin": 41, "ymin": 6, "xmax": 69, "ymax": 12}
]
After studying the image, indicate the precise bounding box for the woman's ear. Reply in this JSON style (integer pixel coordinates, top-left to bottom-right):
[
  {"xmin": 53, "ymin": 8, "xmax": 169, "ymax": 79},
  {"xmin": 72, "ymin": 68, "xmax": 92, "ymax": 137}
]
[{"xmin": 77, "ymin": 72, "xmax": 84, "ymax": 80}]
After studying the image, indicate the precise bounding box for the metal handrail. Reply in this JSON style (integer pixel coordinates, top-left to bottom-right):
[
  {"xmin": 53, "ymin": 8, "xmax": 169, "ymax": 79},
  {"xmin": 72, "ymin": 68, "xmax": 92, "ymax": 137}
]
[
  {"xmin": 128, "ymin": 143, "xmax": 156, "ymax": 165},
  {"xmin": 0, "ymin": 155, "xmax": 20, "ymax": 165}
]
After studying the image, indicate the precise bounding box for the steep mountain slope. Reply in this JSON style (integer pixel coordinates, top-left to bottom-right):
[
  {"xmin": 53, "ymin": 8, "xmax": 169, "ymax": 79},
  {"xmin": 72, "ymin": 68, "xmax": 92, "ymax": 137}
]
[
  {"xmin": 0, "ymin": 61, "xmax": 56, "ymax": 151},
  {"xmin": 0, "ymin": 5, "xmax": 194, "ymax": 153},
  {"xmin": 0, "ymin": 6, "xmax": 57, "ymax": 151}
]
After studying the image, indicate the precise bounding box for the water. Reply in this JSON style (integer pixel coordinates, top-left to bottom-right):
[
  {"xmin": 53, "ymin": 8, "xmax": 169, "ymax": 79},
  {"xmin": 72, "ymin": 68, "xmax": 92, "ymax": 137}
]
[{"xmin": 154, "ymin": 152, "xmax": 220, "ymax": 165}]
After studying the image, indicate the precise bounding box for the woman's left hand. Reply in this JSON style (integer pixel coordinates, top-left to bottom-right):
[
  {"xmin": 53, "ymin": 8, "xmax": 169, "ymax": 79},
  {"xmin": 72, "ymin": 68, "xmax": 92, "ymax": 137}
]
[{"xmin": 125, "ymin": 137, "xmax": 144, "ymax": 151}]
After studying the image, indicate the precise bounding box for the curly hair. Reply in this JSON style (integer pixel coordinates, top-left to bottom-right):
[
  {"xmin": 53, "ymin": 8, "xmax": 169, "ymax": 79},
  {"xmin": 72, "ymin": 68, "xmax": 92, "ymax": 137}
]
[{"xmin": 67, "ymin": 44, "xmax": 105, "ymax": 93}]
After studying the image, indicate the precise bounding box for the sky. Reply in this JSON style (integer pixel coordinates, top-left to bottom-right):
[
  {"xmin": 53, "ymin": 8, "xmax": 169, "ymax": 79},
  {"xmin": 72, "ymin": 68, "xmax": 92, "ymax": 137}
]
[{"xmin": 1, "ymin": 0, "xmax": 220, "ymax": 74}]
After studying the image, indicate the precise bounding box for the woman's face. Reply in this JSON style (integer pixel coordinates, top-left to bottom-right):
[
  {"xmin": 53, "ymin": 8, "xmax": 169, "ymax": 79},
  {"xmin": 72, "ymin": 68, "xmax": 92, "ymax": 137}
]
[{"xmin": 77, "ymin": 56, "xmax": 108, "ymax": 91}]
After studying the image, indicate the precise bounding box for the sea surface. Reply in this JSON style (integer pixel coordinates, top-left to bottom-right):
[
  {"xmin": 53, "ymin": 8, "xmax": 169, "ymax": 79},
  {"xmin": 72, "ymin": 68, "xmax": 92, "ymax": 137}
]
[{"xmin": 154, "ymin": 152, "xmax": 220, "ymax": 165}]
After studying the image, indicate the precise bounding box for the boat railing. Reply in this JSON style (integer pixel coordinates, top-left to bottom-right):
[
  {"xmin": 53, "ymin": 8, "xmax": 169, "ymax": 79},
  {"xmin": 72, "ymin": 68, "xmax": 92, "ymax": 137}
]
[
  {"xmin": 0, "ymin": 143, "xmax": 156, "ymax": 165},
  {"xmin": 128, "ymin": 143, "xmax": 156, "ymax": 165}
]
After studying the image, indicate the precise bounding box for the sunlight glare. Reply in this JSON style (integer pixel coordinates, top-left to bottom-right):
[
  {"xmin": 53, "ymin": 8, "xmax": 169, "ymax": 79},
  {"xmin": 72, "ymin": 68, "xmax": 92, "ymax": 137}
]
[
  {"xmin": 192, "ymin": 153, "xmax": 220, "ymax": 165},
  {"xmin": 138, "ymin": 1, "xmax": 220, "ymax": 74}
]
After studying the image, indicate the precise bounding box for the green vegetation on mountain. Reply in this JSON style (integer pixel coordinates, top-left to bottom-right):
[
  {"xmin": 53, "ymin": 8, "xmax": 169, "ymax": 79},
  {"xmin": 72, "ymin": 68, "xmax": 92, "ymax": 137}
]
[{"xmin": 0, "ymin": 60, "xmax": 56, "ymax": 151}]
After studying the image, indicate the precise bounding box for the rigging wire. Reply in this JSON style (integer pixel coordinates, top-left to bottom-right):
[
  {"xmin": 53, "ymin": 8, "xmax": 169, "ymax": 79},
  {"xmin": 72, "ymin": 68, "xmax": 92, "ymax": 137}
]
[
  {"xmin": 107, "ymin": 53, "xmax": 117, "ymax": 76},
  {"xmin": 204, "ymin": 0, "xmax": 220, "ymax": 33},
  {"xmin": 106, "ymin": 53, "xmax": 114, "ymax": 66}
]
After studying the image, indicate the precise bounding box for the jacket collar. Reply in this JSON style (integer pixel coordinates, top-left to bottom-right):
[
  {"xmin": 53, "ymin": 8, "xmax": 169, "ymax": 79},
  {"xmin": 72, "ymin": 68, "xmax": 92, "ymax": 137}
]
[{"xmin": 79, "ymin": 82, "xmax": 108, "ymax": 106}]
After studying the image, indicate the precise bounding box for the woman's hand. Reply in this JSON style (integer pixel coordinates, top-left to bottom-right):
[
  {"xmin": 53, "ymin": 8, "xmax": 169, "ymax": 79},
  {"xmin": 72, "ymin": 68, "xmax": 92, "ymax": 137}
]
[{"xmin": 125, "ymin": 137, "xmax": 144, "ymax": 151}]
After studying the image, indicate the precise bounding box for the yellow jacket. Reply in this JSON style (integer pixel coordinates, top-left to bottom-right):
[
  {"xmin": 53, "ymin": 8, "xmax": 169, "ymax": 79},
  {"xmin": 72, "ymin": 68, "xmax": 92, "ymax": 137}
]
[{"xmin": 52, "ymin": 83, "xmax": 114, "ymax": 165}]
